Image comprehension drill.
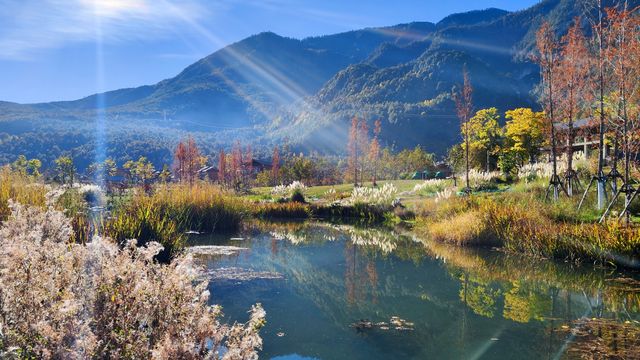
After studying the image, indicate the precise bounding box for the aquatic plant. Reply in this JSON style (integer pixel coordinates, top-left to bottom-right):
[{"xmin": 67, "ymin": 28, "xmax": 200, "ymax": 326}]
[{"xmin": 0, "ymin": 202, "xmax": 264, "ymax": 359}]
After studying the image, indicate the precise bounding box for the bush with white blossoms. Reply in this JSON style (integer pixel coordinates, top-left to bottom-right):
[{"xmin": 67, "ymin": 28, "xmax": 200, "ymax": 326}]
[
  {"xmin": 461, "ymin": 169, "xmax": 502, "ymax": 187},
  {"xmin": 517, "ymin": 153, "xmax": 587, "ymax": 182},
  {"xmin": 412, "ymin": 179, "xmax": 447, "ymax": 194},
  {"xmin": 343, "ymin": 183, "xmax": 398, "ymax": 207},
  {"xmin": 0, "ymin": 202, "xmax": 264, "ymax": 359},
  {"xmin": 271, "ymin": 181, "xmax": 307, "ymax": 198},
  {"xmin": 435, "ymin": 188, "xmax": 454, "ymax": 203}
]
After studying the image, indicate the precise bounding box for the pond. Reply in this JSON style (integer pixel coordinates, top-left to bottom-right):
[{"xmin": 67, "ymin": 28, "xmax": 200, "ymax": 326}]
[{"xmin": 189, "ymin": 222, "xmax": 640, "ymax": 360}]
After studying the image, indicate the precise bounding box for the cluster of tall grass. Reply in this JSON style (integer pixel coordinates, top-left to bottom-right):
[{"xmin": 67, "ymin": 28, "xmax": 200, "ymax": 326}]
[
  {"xmin": 416, "ymin": 193, "xmax": 640, "ymax": 267},
  {"xmin": 0, "ymin": 202, "xmax": 264, "ymax": 359},
  {"xmin": 252, "ymin": 202, "xmax": 311, "ymax": 219},
  {"xmin": 0, "ymin": 166, "xmax": 46, "ymax": 221},
  {"xmin": 343, "ymin": 183, "xmax": 398, "ymax": 207},
  {"xmin": 412, "ymin": 179, "xmax": 448, "ymax": 195},
  {"xmin": 104, "ymin": 183, "xmax": 247, "ymax": 261}
]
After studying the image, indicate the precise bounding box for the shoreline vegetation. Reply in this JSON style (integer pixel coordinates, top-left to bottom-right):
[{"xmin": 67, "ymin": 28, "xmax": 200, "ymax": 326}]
[{"xmin": 4, "ymin": 162, "xmax": 640, "ymax": 269}]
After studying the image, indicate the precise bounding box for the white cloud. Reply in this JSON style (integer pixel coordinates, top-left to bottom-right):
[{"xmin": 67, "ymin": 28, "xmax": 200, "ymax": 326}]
[{"xmin": 0, "ymin": 0, "xmax": 210, "ymax": 60}]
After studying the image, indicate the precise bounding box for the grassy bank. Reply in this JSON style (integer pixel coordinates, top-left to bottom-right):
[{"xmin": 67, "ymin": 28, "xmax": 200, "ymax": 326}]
[{"xmin": 414, "ymin": 186, "xmax": 640, "ymax": 268}]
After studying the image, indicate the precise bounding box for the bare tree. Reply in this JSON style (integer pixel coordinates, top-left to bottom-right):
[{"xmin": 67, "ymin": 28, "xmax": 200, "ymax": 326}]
[{"xmin": 453, "ymin": 66, "xmax": 474, "ymax": 193}]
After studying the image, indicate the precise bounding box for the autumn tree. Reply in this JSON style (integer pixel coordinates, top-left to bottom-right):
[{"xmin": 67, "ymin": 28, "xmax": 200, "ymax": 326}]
[
  {"xmin": 173, "ymin": 136, "xmax": 203, "ymax": 184},
  {"xmin": 218, "ymin": 149, "xmax": 227, "ymax": 186},
  {"xmin": 504, "ymin": 108, "xmax": 546, "ymax": 165},
  {"xmin": 368, "ymin": 120, "xmax": 382, "ymax": 186},
  {"xmin": 174, "ymin": 141, "xmax": 187, "ymax": 182},
  {"xmin": 558, "ymin": 18, "xmax": 591, "ymax": 195},
  {"xmin": 464, "ymin": 108, "xmax": 502, "ymax": 172},
  {"xmin": 534, "ymin": 21, "xmax": 564, "ymax": 200},
  {"xmin": 271, "ymin": 145, "xmax": 280, "ymax": 186},
  {"xmin": 12, "ymin": 155, "xmax": 41, "ymax": 178},
  {"xmin": 585, "ymin": 0, "xmax": 613, "ymax": 208},
  {"xmin": 453, "ymin": 66, "xmax": 474, "ymax": 192},
  {"xmin": 604, "ymin": 5, "xmax": 640, "ymax": 223},
  {"xmin": 159, "ymin": 164, "xmax": 172, "ymax": 183},
  {"xmin": 103, "ymin": 158, "xmax": 117, "ymax": 178},
  {"xmin": 348, "ymin": 117, "xmax": 362, "ymax": 186}
]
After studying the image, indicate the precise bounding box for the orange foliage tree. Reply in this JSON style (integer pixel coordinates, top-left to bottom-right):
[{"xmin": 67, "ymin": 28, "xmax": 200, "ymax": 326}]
[{"xmin": 558, "ymin": 18, "xmax": 591, "ymax": 194}]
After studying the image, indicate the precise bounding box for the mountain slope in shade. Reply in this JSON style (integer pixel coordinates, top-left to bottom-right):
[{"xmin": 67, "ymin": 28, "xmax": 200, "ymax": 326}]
[{"xmin": 1, "ymin": 0, "xmax": 638, "ymax": 168}]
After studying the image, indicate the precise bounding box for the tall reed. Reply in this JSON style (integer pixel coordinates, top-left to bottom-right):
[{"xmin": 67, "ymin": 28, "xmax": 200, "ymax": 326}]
[
  {"xmin": 104, "ymin": 183, "xmax": 248, "ymax": 261},
  {"xmin": 0, "ymin": 166, "xmax": 46, "ymax": 221}
]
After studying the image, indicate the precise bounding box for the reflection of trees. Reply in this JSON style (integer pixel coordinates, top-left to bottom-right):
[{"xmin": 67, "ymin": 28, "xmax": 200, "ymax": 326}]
[
  {"xmin": 458, "ymin": 273, "xmax": 500, "ymax": 318},
  {"xmin": 417, "ymin": 235, "xmax": 640, "ymax": 320},
  {"xmin": 503, "ymin": 281, "xmax": 551, "ymax": 323}
]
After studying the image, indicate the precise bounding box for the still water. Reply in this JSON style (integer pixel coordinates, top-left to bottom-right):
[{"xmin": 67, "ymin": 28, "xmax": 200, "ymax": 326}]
[{"xmin": 189, "ymin": 222, "xmax": 640, "ymax": 360}]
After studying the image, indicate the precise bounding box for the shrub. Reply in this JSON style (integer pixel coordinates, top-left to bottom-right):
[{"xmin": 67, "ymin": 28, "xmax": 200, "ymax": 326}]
[
  {"xmin": 412, "ymin": 179, "xmax": 447, "ymax": 195},
  {"xmin": 427, "ymin": 210, "xmax": 497, "ymax": 246},
  {"xmin": 343, "ymin": 183, "xmax": 398, "ymax": 207},
  {"xmin": 271, "ymin": 181, "xmax": 307, "ymax": 198},
  {"xmin": 290, "ymin": 189, "xmax": 306, "ymax": 203},
  {"xmin": 0, "ymin": 203, "xmax": 264, "ymax": 359}
]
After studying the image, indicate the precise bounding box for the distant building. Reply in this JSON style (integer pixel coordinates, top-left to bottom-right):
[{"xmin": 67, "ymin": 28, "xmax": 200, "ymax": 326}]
[
  {"xmin": 197, "ymin": 165, "xmax": 219, "ymax": 181},
  {"xmin": 544, "ymin": 118, "xmax": 611, "ymax": 160}
]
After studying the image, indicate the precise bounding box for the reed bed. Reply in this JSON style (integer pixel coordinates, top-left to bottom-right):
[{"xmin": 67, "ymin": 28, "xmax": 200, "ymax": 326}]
[
  {"xmin": 104, "ymin": 183, "xmax": 248, "ymax": 261},
  {"xmin": 0, "ymin": 166, "xmax": 46, "ymax": 221}
]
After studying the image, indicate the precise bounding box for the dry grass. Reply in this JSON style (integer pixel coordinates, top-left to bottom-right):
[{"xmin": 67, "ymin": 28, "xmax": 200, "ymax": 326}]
[
  {"xmin": 415, "ymin": 193, "xmax": 640, "ymax": 267},
  {"xmin": 0, "ymin": 166, "xmax": 46, "ymax": 221}
]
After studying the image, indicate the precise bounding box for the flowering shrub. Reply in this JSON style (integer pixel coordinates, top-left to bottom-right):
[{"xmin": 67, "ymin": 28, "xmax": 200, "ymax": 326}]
[
  {"xmin": 343, "ymin": 183, "xmax": 398, "ymax": 207},
  {"xmin": 412, "ymin": 179, "xmax": 447, "ymax": 195},
  {"xmin": 271, "ymin": 181, "xmax": 307, "ymax": 197},
  {"xmin": 0, "ymin": 202, "xmax": 264, "ymax": 359},
  {"xmin": 517, "ymin": 162, "xmax": 555, "ymax": 181},
  {"xmin": 462, "ymin": 170, "xmax": 502, "ymax": 187},
  {"xmin": 517, "ymin": 153, "xmax": 587, "ymax": 182},
  {"xmin": 435, "ymin": 188, "xmax": 454, "ymax": 203}
]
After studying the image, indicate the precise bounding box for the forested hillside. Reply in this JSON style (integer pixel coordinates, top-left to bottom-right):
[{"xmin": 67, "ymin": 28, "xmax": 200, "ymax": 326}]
[{"xmin": 0, "ymin": 0, "xmax": 636, "ymax": 170}]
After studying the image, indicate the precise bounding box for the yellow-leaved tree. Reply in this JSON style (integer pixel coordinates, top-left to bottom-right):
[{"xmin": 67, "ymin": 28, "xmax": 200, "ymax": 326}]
[
  {"xmin": 462, "ymin": 107, "xmax": 503, "ymax": 172},
  {"xmin": 504, "ymin": 108, "xmax": 546, "ymax": 166}
]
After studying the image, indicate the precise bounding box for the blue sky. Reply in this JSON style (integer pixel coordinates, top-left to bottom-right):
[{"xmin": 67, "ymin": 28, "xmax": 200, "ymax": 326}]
[{"xmin": 0, "ymin": 0, "xmax": 539, "ymax": 104}]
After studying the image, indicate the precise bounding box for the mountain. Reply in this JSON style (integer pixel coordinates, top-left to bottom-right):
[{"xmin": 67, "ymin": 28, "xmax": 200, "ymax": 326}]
[{"xmin": 1, "ymin": 0, "xmax": 637, "ymax": 169}]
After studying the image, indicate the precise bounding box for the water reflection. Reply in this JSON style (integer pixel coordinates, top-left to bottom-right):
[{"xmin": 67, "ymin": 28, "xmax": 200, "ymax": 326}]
[{"xmin": 189, "ymin": 221, "xmax": 640, "ymax": 359}]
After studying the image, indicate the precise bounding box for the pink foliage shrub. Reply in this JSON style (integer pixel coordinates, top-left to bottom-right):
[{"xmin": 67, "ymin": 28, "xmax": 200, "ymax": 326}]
[{"xmin": 0, "ymin": 201, "xmax": 264, "ymax": 359}]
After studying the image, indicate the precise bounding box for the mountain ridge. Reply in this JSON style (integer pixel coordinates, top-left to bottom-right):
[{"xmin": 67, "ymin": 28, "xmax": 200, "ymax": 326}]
[{"xmin": 1, "ymin": 0, "xmax": 638, "ymax": 169}]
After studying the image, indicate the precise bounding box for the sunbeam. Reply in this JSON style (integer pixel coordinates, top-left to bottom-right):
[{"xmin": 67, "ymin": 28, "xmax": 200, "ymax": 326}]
[{"xmin": 93, "ymin": 1, "xmax": 107, "ymax": 187}]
